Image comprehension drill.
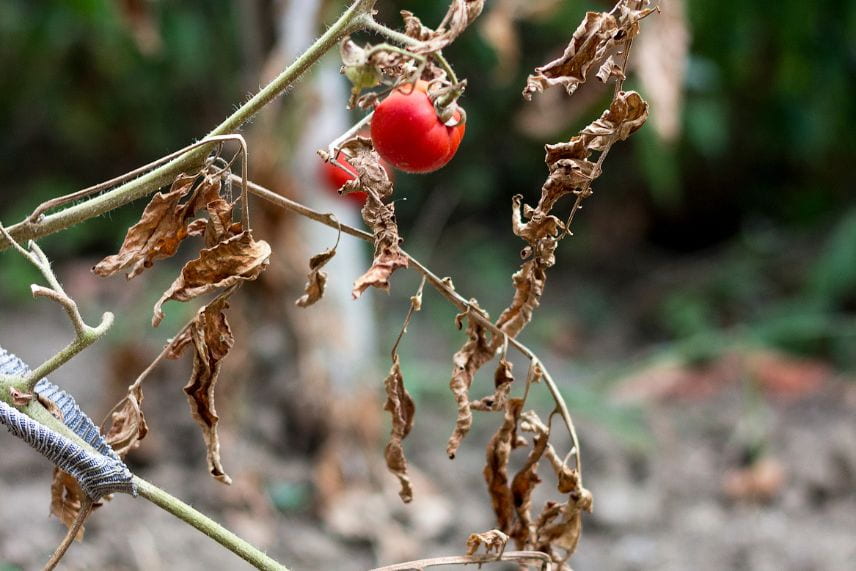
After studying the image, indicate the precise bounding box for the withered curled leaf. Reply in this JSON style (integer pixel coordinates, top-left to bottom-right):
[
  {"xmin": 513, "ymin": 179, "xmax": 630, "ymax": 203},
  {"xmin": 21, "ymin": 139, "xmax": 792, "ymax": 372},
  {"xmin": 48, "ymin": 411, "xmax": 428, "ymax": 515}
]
[
  {"xmin": 401, "ymin": 0, "xmax": 486, "ymax": 54},
  {"xmin": 447, "ymin": 303, "xmax": 494, "ymax": 458},
  {"xmin": 105, "ymin": 383, "xmax": 148, "ymax": 459},
  {"xmin": 465, "ymin": 529, "xmax": 509, "ymax": 557},
  {"xmin": 383, "ymin": 355, "xmax": 415, "ymax": 503},
  {"xmin": 483, "ymin": 398, "xmax": 523, "ymax": 532},
  {"xmin": 152, "ymin": 231, "xmax": 270, "ymax": 326},
  {"xmin": 534, "ymin": 487, "xmax": 593, "ymax": 563},
  {"xmin": 580, "ymin": 89, "xmax": 649, "ymax": 151},
  {"xmin": 93, "ymin": 175, "xmax": 195, "ymax": 279},
  {"xmin": 169, "ymin": 296, "xmax": 235, "ymax": 484},
  {"xmin": 596, "ymin": 54, "xmax": 625, "ymax": 83},
  {"xmin": 295, "ymin": 246, "xmax": 337, "ymax": 308},
  {"xmin": 511, "ymin": 411, "xmax": 551, "ymax": 548},
  {"xmin": 94, "ymin": 172, "xmax": 230, "ymax": 279},
  {"xmin": 50, "ymin": 469, "xmax": 95, "ymax": 541},
  {"xmin": 472, "ymin": 357, "xmax": 515, "ymax": 412},
  {"xmin": 341, "ymin": 138, "xmax": 409, "ymax": 299},
  {"xmin": 496, "ymin": 259, "xmax": 547, "ymax": 341},
  {"xmin": 522, "ymin": 0, "xmax": 654, "ymax": 100}
]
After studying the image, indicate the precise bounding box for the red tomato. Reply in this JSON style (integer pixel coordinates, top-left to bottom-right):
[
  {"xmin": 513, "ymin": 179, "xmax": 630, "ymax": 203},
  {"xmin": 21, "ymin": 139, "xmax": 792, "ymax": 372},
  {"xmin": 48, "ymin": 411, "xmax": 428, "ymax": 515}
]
[
  {"xmin": 319, "ymin": 153, "xmax": 368, "ymax": 206},
  {"xmin": 370, "ymin": 81, "xmax": 465, "ymax": 173}
]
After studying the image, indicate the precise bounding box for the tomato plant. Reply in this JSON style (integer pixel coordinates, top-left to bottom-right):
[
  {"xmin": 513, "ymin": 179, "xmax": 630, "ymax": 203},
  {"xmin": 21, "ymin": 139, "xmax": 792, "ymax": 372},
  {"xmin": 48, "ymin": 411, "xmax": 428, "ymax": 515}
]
[{"xmin": 370, "ymin": 81, "xmax": 465, "ymax": 173}]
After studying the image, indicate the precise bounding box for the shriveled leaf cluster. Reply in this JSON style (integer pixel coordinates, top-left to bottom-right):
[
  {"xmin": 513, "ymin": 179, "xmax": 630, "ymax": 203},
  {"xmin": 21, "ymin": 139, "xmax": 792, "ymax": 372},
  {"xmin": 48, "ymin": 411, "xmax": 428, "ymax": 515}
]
[
  {"xmin": 483, "ymin": 407, "xmax": 592, "ymax": 567},
  {"xmin": 341, "ymin": 138, "xmax": 409, "ymax": 299},
  {"xmin": 95, "ymin": 161, "xmax": 270, "ymax": 487},
  {"xmin": 153, "ymin": 231, "xmax": 270, "ymax": 326},
  {"xmin": 523, "ymin": 0, "xmax": 655, "ymax": 100},
  {"xmin": 401, "ymin": 1, "xmax": 486, "ymax": 54},
  {"xmin": 93, "ymin": 172, "xmax": 235, "ymax": 279}
]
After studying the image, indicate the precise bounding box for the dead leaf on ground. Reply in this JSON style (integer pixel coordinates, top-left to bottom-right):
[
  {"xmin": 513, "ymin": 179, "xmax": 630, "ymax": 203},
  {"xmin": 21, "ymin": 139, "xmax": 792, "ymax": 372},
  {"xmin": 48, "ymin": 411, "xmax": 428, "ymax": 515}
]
[
  {"xmin": 152, "ymin": 231, "xmax": 270, "ymax": 326},
  {"xmin": 723, "ymin": 456, "xmax": 785, "ymax": 503}
]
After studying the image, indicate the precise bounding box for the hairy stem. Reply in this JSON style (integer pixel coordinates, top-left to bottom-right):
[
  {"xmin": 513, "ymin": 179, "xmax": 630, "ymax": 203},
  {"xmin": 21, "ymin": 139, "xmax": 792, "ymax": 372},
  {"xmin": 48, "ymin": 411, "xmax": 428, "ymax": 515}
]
[
  {"xmin": 134, "ymin": 476, "xmax": 287, "ymax": 571},
  {"xmin": 0, "ymin": 0, "xmax": 378, "ymax": 253}
]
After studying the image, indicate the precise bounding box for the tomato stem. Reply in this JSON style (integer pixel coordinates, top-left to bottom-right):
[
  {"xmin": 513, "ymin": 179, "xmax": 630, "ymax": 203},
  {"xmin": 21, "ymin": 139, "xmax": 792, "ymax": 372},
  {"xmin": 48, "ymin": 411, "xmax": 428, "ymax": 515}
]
[{"xmin": 358, "ymin": 16, "xmax": 459, "ymax": 84}]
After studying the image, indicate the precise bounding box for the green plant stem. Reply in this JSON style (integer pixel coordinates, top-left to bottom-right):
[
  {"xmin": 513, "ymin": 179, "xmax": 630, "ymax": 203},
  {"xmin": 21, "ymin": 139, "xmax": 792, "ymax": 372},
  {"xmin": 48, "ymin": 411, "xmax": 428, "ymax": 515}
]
[
  {"xmin": 20, "ymin": 313, "xmax": 113, "ymax": 392},
  {"xmin": 134, "ymin": 476, "xmax": 287, "ymax": 571},
  {"xmin": 0, "ymin": 0, "xmax": 377, "ymax": 254}
]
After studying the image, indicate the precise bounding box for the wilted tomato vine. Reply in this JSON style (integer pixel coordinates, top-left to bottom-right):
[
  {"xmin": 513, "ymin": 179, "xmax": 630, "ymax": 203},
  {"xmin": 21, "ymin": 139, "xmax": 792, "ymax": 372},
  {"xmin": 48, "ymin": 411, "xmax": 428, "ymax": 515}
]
[{"xmin": 0, "ymin": 1, "xmax": 657, "ymax": 569}]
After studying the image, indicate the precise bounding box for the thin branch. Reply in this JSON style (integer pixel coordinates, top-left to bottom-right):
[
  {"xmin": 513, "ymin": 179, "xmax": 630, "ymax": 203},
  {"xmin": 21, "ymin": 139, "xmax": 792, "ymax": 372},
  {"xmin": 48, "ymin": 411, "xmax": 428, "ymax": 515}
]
[
  {"xmin": 133, "ymin": 476, "xmax": 287, "ymax": 571},
  {"xmin": 0, "ymin": 224, "xmax": 113, "ymax": 391},
  {"xmin": 371, "ymin": 550, "xmax": 552, "ymax": 571},
  {"xmin": 240, "ymin": 176, "xmax": 582, "ymax": 475},
  {"xmin": 44, "ymin": 496, "xmax": 94, "ymax": 571},
  {"xmin": 391, "ymin": 276, "xmax": 426, "ymax": 359}
]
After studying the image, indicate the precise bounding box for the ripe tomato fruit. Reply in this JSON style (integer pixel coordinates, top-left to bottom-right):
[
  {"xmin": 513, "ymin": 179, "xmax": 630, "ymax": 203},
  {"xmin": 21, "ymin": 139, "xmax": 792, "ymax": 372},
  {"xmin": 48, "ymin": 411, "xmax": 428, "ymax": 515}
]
[
  {"xmin": 370, "ymin": 81, "xmax": 465, "ymax": 173},
  {"xmin": 320, "ymin": 153, "xmax": 367, "ymax": 206}
]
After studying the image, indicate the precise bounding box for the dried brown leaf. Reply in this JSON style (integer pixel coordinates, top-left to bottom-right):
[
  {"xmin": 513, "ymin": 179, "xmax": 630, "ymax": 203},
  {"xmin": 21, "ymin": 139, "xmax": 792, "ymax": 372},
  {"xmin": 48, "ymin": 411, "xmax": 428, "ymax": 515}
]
[
  {"xmin": 180, "ymin": 296, "xmax": 235, "ymax": 484},
  {"xmin": 483, "ymin": 398, "xmax": 523, "ymax": 532},
  {"xmin": 472, "ymin": 358, "xmax": 515, "ymax": 412},
  {"xmin": 383, "ymin": 356, "xmax": 415, "ymax": 503},
  {"xmin": 447, "ymin": 303, "xmax": 494, "ymax": 458},
  {"xmin": 535, "ymin": 488, "xmax": 593, "ymax": 562},
  {"xmin": 465, "ymin": 529, "xmax": 509, "ymax": 557},
  {"xmin": 50, "ymin": 469, "xmax": 93, "ymax": 541},
  {"xmin": 93, "ymin": 175, "xmax": 195, "ymax": 279},
  {"xmin": 580, "ymin": 90, "xmax": 649, "ymax": 151},
  {"xmin": 510, "ymin": 411, "xmax": 551, "ymax": 548},
  {"xmin": 104, "ymin": 383, "xmax": 148, "ymax": 459},
  {"xmin": 152, "ymin": 231, "xmax": 270, "ymax": 326},
  {"xmin": 295, "ymin": 246, "xmax": 337, "ymax": 308},
  {"xmin": 522, "ymin": 0, "xmax": 654, "ymax": 100},
  {"xmin": 596, "ymin": 55, "xmax": 625, "ymax": 83},
  {"xmin": 496, "ymin": 259, "xmax": 547, "ymax": 341},
  {"xmin": 341, "ymin": 138, "xmax": 409, "ymax": 299},
  {"xmin": 402, "ymin": 1, "xmax": 485, "ymax": 54}
]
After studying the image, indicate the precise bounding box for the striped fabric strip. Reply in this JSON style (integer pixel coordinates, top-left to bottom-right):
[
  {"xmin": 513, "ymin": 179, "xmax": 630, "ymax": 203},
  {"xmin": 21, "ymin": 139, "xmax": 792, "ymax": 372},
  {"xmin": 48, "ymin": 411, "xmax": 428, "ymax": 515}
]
[{"xmin": 0, "ymin": 347, "xmax": 135, "ymax": 499}]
